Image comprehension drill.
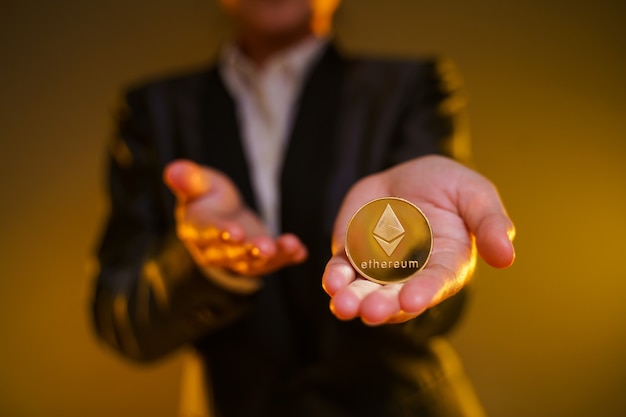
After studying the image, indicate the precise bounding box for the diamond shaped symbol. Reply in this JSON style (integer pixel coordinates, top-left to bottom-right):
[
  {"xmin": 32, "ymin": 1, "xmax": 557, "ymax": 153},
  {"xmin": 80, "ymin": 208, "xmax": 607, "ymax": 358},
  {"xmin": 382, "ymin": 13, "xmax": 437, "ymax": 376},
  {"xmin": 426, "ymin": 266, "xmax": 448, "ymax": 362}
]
[{"xmin": 373, "ymin": 204, "xmax": 405, "ymax": 256}]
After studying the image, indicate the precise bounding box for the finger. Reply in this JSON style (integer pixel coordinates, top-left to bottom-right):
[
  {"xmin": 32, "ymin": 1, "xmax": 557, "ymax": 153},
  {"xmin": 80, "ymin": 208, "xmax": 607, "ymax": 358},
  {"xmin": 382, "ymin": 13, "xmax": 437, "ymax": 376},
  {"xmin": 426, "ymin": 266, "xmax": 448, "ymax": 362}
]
[
  {"xmin": 275, "ymin": 234, "xmax": 309, "ymax": 264},
  {"xmin": 243, "ymin": 235, "xmax": 277, "ymax": 260},
  {"xmin": 359, "ymin": 283, "xmax": 403, "ymax": 325},
  {"xmin": 244, "ymin": 234, "xmax": 299, "ymax": 260},
  {"xmin": 199, "ymin": 241, "xmax": 264, "ymax": 275},
  {"xmin": 474, "ymin": 212, "xmax": 516, "ymax": 268},
  {"xmin": 322, "ymin": 254, "xmax": 356, "ymax": 296},
  {"xmin": 459, "ymin": 174, "xmax": 516, "ymax": 268},
  {"xmin": 203, "ymin": 244, "xmax": 248, "ymax": 266},
  {"xmin": 399, "ymin": 270, "xmax": 450, "ymax": 315},
  {"xmin": 179, "ymin": 224, "xmax": 241, "ymax": 247},
  {"xmin": 400, "ymin": 235, "xmax": 476, "ymax": 313},
  {"xmin": 330, "ymin": 279, "xmax": 380, "ymax": 320},
  {"xmin": 213, "ymin": 234, "xmax": 308, "ymax": 276},
  {"xmin": 240, "ymin": 235, "xmax": 308, "ymax": 276},
  {"xmin": 177, "ymin": 222, "xmax": 243, "ymax": 252},
  {"xmin": 163, "ymin": 159, "xmax": 210, "ymax": 202},
  {"xmin": 399, "ymin": 253, "xmax": 470, "ymax": 315}
]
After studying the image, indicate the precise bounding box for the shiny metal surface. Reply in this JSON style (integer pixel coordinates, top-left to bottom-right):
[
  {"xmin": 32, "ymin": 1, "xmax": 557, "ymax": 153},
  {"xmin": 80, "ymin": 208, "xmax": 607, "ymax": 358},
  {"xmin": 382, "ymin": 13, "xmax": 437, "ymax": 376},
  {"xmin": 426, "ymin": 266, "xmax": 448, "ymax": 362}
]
[{"xmin": 345, "ymin": 197, "xmax": 432, "ymax": 284}]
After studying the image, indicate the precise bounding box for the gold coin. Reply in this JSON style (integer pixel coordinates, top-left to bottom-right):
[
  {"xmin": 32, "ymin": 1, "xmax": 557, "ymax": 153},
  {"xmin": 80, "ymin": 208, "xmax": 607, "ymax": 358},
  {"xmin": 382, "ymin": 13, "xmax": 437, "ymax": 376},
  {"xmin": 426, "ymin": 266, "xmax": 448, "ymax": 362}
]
[{"xmin": 345, "ymin": 197, "xmax": 432, "ymax": 284}]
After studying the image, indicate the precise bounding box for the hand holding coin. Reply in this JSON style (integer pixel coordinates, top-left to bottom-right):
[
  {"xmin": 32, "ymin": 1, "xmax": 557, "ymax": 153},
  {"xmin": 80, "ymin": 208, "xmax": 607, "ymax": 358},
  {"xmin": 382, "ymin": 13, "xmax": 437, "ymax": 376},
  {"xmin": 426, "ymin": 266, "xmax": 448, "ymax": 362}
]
[{"xmin": 322, "ymin": 155, "xmax": 516, "ymax": 325}]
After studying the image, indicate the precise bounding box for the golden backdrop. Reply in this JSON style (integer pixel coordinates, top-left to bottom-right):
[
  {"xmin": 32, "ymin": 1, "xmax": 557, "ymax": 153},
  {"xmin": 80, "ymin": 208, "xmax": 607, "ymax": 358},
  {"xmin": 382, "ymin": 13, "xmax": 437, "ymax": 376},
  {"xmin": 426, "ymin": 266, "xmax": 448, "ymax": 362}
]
[{"xmin": 1, "ymin": 1, "xmax": 624, "ymax": 416}]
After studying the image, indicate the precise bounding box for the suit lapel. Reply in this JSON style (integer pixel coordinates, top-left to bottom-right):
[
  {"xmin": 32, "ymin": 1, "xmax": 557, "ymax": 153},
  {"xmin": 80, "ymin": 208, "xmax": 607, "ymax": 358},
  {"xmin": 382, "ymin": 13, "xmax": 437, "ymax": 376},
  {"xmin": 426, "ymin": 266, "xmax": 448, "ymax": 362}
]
[
  {"xmin": 280, "ymin": 45, "xmax": 344, "ymax": 241},
  {"xmin": 279, "ymin": 46, "xmax": 346, "ymax": 357},
  {"xmin": 194, "ymin": 67, "xmax": 257, "ymax": 210}
]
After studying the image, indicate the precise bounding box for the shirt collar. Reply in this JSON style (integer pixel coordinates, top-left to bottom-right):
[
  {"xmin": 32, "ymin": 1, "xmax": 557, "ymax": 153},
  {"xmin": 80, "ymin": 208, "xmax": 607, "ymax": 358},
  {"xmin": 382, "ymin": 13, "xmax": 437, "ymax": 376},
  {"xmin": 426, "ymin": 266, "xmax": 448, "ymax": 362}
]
[{"xmin": 220, "ymin": 36, "xmax": 327, "ymax": 84}]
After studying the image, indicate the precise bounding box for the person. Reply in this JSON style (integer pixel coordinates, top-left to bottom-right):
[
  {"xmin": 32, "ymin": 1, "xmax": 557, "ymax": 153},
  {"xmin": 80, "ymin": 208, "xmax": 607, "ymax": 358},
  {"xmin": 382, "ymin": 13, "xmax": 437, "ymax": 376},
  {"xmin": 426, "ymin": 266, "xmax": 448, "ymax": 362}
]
[{"xmin": 91, "ymin": 0, "xmax": 516, "ymax": 416}]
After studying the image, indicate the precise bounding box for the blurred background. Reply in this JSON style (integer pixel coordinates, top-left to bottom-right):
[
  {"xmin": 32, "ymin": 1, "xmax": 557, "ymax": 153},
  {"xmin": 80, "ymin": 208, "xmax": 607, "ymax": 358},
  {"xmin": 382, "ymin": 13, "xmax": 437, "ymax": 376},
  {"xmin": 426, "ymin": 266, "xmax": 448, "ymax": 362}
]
[{"xmin": 1, "ymin": 0, "xmax": 624, "ymax": 416}]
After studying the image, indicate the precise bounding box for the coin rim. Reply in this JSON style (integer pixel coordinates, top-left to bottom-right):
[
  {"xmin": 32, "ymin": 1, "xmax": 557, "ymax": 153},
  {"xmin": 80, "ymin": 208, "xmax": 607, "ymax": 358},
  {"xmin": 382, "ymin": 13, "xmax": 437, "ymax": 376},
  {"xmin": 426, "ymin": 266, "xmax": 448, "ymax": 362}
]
[{"xmin": 344, "ymin": 197, "xmax": 433, "ymax": 285}]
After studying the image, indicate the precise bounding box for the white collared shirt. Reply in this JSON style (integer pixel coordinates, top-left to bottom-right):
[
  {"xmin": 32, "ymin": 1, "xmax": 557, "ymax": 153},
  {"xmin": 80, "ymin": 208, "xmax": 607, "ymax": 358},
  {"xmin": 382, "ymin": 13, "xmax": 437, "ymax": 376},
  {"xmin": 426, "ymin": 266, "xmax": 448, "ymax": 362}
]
[{"xmin": 219, "ymin": 36, "xmax": 326, "ymax": 235}]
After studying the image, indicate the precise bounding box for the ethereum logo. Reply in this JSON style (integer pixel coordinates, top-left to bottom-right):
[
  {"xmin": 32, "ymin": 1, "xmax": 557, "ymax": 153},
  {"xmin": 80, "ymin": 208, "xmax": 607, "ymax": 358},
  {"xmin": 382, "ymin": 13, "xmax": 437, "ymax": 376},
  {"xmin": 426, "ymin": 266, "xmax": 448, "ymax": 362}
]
[{"xmin": 373, "ymin": 204, "xmax": 405, "ymax": 256}]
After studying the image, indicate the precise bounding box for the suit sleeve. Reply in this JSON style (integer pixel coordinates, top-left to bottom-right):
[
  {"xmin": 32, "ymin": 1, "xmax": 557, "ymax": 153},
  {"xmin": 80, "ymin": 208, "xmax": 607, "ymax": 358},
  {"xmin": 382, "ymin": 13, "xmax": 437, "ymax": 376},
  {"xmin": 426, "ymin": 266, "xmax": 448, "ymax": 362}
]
[
  {"xmin": 385, "ymin": 57, "xmax": 471, "ymax": 166},
  {"xmin": 91, "ymin": 87, "xmax": 255, "ymax": 362}
]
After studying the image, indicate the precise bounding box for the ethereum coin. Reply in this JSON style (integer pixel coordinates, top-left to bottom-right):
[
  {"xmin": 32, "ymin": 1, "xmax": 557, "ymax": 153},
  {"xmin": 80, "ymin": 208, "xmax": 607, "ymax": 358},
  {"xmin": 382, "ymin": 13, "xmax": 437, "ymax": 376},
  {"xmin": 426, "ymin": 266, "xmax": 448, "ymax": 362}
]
[{"xmin": 345, "ymin": 197, "xmax": 432, "ymax": 284}]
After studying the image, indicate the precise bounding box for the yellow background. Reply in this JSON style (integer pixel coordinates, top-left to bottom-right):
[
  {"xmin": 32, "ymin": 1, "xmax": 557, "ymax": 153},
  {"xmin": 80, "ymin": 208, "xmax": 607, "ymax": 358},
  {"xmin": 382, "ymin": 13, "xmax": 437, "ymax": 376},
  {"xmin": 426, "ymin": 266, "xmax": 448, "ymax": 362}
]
[{"xmin": 1, "ymin": 1, "xmax": 624, "ymax": 416}]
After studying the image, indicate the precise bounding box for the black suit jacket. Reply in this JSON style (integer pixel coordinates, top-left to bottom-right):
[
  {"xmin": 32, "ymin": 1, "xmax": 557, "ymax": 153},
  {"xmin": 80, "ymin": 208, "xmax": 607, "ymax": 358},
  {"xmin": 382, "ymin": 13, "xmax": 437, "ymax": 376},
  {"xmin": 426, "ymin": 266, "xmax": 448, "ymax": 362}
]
[{"xmin": 93, "ymin": 44, "xmax": 472, "ymax": 417}]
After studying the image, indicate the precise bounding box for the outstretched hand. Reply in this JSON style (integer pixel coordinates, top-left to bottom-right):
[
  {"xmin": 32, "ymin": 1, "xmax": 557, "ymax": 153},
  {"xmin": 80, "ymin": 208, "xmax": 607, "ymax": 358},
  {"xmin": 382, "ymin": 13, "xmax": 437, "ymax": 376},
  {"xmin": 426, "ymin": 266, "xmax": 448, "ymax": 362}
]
[
  {"xmin": 322, "ymin": 155, "xmax": 515, "ymax": 325},
  {"xmin": 164, "ymin": 159, "xmax": 308, "ymax": 277}
]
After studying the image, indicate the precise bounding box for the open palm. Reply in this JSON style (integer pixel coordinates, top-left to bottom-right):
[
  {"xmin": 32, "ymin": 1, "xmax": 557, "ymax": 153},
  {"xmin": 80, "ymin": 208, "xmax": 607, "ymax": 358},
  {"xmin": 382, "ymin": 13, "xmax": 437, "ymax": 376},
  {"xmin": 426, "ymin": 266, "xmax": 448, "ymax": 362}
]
[{"xmin": 164, "ymin": 159, "xmax": 308, "ymax": 277}]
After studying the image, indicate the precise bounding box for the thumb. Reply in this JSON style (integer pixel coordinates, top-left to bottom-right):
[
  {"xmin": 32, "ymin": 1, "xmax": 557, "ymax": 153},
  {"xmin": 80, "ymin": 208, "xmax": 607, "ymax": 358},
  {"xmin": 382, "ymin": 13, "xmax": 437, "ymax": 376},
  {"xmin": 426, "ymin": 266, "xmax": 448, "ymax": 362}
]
[{"xmin": 163, "ymin": 159, "xmax": 210, "ymax": 202}]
